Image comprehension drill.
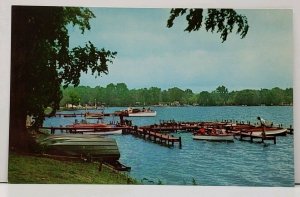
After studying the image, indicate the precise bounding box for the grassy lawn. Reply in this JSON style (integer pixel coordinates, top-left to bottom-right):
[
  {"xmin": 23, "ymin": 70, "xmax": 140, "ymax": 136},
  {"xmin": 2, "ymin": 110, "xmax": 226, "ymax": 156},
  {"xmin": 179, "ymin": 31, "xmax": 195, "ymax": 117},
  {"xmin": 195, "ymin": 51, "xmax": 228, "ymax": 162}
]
[{"xmin": 8, "ymin": 152, "xmax": 137, "ymax": 184}]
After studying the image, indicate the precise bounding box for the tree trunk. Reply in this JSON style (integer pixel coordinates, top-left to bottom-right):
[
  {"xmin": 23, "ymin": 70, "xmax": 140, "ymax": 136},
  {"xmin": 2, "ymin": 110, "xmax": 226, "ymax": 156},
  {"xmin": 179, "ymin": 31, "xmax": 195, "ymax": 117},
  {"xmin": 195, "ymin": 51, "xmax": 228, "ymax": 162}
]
[
  {"xmin": 9, "ymin": 111, "xmax": 30, "ymax": 151},
  {"xmin": 10, "ymin": 13, "xmax": 31, "ymax": 151},
  {"xmin": 9, "ymin": 59, "xmax": 31, "ymax": 151}
]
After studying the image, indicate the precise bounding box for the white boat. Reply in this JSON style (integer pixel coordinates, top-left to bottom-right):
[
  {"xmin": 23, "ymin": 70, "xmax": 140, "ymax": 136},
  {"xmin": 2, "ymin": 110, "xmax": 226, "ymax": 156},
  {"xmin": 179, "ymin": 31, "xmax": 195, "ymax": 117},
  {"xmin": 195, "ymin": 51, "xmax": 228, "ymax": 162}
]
[
  {"xmin": 126, "ymin": 107, "xmax": 157, "ymax": 117},
  {"xmin": 193, "ymin": 134, "xmax": 234, "ymax": 142},
  {"xmin": 66, "ymin": 123, "xmax": 122, "ymax": 135},
  {"xmin": 84, "ymin": 112, "xmax": 104, "ymax": 119},
  {"xmin": 80, "ymin": 129, "xmax": 123, "ymax": 135},
  {"xmin": 245, "ymin": 128, "xmax": 287, "ymax": 136}
]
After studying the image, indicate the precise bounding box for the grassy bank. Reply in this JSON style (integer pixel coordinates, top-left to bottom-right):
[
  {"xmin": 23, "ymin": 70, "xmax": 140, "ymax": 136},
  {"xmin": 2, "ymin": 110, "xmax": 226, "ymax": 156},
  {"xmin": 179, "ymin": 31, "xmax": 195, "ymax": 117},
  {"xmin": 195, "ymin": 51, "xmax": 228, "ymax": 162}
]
[{"xmin": 8, "ymin": 152, "xmax": 137, "ymax": 184}]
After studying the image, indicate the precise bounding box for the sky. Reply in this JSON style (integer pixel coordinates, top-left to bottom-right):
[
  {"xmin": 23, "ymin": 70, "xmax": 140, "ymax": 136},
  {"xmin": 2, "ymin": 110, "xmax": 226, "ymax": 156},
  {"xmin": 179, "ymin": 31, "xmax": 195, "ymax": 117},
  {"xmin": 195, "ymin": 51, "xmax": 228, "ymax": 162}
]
[{"xmin": 68, "ymin": 8, "xmax": 293, "ymax": 93}]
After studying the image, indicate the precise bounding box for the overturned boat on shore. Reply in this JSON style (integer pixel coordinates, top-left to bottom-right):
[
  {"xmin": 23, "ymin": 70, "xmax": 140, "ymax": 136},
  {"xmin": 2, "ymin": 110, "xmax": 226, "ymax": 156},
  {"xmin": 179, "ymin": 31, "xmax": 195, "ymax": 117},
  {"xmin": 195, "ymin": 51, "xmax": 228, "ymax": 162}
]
[
  {"xmin": 36, "ymin": 134, "xmax": 130, "ymax": 171},
  {"xmin": 37, "ymin": 134, "xmax": 120, "ymax": 162}
]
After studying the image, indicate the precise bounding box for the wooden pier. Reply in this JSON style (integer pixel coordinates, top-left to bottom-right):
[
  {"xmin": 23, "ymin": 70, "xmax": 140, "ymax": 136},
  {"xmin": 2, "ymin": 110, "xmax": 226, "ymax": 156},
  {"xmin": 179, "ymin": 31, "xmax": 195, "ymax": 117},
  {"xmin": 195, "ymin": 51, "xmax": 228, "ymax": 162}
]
[
  {"xmin": 40, "ymin": 125, "xmax": 182, "ymax": 148},
  {"xmin": 123, "ymin": 128, "xmax": 182, "ymax": 148},
  {"xmin": 238, "ymin": 132, "xmax": 277, "ymax": 144},
  {"xmin": 47, "ymin": 112, "xmax": 113, "ymax": 118},
  {"xmin": 40, "ymin": 126, "xmax": 131, "ymax": 134}
]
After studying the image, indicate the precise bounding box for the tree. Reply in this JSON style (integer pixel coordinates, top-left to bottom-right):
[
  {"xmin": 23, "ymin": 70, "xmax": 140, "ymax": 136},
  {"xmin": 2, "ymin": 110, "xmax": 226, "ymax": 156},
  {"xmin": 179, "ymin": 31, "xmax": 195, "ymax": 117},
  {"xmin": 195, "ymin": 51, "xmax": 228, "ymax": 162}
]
[
  {"xmin": 68, "ymin": 91, "xmax": 81, "ymax": 108},
  {"xmin": 233, "ymin": 89, "xmax": 259, "ymax": 106},
  {"xmin": 167, "ymin": 9, "xmax": 249, "ymax": 42},
  {"xmin": 197, "ymin": 91, "xmax": 215, "ymax": 106},
  {"xmin": 10, "ymin": 6, "xmax": 116, "ymax": 150},
  {"xmin": 168, "ymin": 87, "xmax": 185, "ymax": 104},
  {"xmin": 215, "ymin": 85, "xmax": 229, "ymax": 105}
]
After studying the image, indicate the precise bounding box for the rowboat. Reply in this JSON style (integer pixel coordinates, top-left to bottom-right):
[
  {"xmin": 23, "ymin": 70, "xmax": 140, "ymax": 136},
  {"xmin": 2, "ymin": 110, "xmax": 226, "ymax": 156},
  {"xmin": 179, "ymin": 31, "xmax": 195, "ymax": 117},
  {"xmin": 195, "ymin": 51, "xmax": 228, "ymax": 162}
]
[
  {"xmin": 84, "ymin": 112, "xmax": 104, "ymax": 119},
  {"xmin": 37, "ymin": 134, "xmax": 120, "ymax": 162},
  {"xmin": 66, "ymin": 123, "xmax": 122, "ymax": 135},
  {"xmin": 81, "ymin": 129, "xmax": 123, "ymax": 135},
  {"xmin": 68, "ymin": 123, "xmax": 108, "ymax": 128},
  {"xmin": 193, "ymin": 134, "xmax": 234, "ymax": 142}
]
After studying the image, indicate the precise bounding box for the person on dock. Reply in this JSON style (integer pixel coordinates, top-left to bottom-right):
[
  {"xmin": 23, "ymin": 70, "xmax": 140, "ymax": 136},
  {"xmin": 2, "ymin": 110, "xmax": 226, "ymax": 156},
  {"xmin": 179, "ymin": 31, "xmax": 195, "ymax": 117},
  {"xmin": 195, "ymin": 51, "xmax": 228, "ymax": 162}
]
[
  {"xmin": 257, "ymin": 116, "xmax": 266, "ymax": 126},
  {"xmin": 257, "ymin": 117, "xmax": 266, "ymax": 138}
]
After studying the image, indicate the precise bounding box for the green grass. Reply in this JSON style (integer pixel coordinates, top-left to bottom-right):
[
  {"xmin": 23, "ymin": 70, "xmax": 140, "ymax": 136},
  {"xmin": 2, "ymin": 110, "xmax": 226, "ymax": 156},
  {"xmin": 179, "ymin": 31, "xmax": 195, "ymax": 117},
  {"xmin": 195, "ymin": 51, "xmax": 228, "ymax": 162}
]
[{"xmin": 8, "ymin": 152, "xmax": 137, "ymax": 184}]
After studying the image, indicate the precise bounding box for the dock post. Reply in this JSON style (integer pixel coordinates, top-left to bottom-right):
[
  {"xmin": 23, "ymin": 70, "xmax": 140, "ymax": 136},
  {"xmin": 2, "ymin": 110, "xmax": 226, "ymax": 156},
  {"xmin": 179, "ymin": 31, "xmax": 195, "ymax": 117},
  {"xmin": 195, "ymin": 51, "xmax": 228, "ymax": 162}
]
[
  {"xmin": 274, "ymin": 136, "xmax": 276, "ymax": 144},
  {"xmin": 148, "ymin": 130, "xmax": 151, "ymax": 140},
  {"xmin": 98, "ymin": 161, "xmax": 103, "ymax": 171},
  {"xmin": 51, "ymin": 127, "xmax": 54, "ymax": 135},
  {"xmin": 179, "ymin": 137, "xmax": 182, "ymax": 149},
  {"xmin": 289, "ymin": 125, "xmax": 294, "ymax": 134}
]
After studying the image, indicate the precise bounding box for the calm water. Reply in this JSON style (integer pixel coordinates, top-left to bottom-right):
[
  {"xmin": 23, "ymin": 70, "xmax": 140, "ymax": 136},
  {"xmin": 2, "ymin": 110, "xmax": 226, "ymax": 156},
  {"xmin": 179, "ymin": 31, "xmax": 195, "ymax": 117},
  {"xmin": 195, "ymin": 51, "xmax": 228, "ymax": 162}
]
[{"xmin": 44, "ymin": 106, "xmax": 294, "ymax": 186}]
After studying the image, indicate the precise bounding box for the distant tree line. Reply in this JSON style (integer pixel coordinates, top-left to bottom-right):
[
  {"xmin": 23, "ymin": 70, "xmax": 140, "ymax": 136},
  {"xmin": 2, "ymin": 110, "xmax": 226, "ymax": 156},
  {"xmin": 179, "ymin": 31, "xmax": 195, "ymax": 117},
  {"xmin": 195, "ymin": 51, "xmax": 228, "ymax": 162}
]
[{"xmin": 60, "ymin": 83, "xmax": 293, "ymax": 107}]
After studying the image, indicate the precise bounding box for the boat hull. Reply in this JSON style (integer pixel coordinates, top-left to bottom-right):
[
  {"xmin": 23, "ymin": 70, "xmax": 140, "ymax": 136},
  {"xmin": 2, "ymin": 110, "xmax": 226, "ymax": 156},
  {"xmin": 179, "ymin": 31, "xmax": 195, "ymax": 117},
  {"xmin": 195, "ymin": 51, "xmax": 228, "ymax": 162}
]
[
  {"xmin": 38, "ymin": 135, "xmax": 120, "ymax": 161},
  {"xmin": 245, "ymin": 128, "xmax": 287, "ymax": 136},
  {"xmin": 193, "ymin": 134, "xmax": 234, "ymax": 141},
  {"xmin": 128, "ymin": 111, "xmax": 157, "ymax": 117},
  {"xmin": 79, "ymin": 129, "xmax": 123, "ymax": 135}
]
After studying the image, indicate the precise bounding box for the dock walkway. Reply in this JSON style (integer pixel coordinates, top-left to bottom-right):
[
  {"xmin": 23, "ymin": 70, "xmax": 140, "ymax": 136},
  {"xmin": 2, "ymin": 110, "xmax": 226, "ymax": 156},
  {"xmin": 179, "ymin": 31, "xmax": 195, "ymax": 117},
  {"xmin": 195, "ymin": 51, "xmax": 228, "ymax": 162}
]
[
  {"xmin": 238, "ymin": 132, "xmax": 277, "ymax": 144},
  {"xmin": 123, "ymin": 128, "xmax": 182, "ymax": 148}
]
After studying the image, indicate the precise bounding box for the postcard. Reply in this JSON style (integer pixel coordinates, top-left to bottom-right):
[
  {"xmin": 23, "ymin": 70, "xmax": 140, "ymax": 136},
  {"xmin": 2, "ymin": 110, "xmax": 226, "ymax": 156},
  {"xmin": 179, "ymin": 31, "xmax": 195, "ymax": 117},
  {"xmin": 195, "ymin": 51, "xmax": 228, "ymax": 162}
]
[{"xmin": 8, "ymin": 6, "xmax": 294, "ymax": 186}]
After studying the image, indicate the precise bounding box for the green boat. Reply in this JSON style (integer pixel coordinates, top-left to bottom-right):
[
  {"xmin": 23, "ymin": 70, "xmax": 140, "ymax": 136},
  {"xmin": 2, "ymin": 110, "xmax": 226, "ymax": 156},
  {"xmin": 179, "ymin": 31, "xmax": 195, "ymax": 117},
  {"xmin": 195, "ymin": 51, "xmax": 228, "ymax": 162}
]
[{"xmin": 37, "ymin": 134, "xmax": 120, "ymax": 162}]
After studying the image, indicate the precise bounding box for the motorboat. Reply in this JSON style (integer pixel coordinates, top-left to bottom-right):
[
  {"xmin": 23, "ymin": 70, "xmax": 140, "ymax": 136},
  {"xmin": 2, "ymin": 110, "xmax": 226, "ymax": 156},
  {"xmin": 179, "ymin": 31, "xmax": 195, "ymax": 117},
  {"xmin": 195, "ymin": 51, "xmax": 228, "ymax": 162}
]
[
  {"xmin": 84, "ymin": 112, "xmax": 104, "ymax": 119},
  {"xmin": 66, "ymin": 122, "xmax": 122, "ymax": 135},
  {"xmin": 126, "ymin": 107, "xmax": 157, "ymax": 117},
  {"xmin": 193, "ymin": 134, "xmax": 234, "ymax": 141},
  {"xmin": 193, "ymin": 128, "xmax": 234, "ymax": 142},
  {"xmin": 242, "ymin": 127, "xmax": 287, "ymax": 136}
]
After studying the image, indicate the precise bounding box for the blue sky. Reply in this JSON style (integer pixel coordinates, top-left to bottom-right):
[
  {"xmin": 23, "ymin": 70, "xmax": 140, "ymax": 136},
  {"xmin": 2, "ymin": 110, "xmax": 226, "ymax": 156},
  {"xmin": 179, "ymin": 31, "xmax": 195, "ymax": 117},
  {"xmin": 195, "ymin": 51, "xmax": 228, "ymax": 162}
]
[{"xmin": 69, "ymin": 8, "xmax": 293, "ymax": 93}]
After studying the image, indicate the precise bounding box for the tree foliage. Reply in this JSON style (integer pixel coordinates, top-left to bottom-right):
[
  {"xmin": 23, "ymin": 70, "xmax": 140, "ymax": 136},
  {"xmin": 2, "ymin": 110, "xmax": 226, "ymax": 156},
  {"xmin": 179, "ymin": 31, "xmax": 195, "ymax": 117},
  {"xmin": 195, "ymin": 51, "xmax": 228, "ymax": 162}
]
[
  {"xmin": 10, "ymin": 6, "xmax": 116, "ymax": 149},
  {"xmin": 61, "ymin": 84, "xmax": 293, "ymax": 107},
  {"xmin": 167, "ymin": 8, "xmax": 249, "ymax": 42}
]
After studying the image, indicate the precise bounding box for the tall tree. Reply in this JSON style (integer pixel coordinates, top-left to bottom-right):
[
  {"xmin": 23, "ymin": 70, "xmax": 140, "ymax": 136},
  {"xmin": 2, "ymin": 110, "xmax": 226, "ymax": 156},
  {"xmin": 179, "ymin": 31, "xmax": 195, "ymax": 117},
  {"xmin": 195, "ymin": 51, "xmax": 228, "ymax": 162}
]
[
  {"xmin": 167, "ymin": 9, "xmax": 249, "ymax": 42},
  {"xmin": 10, "ymin": 6, "xmax": 116, "ymax": 150},
  {"xmin": 216, "ymin": 85, "xmax": 229, "ymax": 105}
]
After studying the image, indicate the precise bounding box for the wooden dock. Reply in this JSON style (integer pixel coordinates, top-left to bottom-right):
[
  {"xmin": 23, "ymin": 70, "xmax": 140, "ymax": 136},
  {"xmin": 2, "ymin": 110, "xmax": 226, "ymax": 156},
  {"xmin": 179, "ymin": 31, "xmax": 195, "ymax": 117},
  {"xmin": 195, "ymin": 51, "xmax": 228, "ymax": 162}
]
[
  {"xmin": 40, "ymin": 126, "xmax": 131, "ymax": 134},
  {"xmin": 238, "ymin": 132, "xmax": 277, "ymax": 144},
  {"xmin": 40, "ymin": 126, "xmax": 182, "ymax": 148},
  {"xmin": 47, "ymin": 112, "xmax": 114, "ymax": 118},
  {"xmin": 123, "ymin": 128, "xmax": 182, "ymax": 148}
]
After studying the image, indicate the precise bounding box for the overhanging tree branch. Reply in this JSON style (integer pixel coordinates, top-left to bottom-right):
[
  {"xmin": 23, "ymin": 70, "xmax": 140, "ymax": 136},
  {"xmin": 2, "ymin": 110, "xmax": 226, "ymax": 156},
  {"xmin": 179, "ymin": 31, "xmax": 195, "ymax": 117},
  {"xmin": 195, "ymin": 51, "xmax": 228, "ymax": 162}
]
[{"xmin": 167, "ymin": 8, "xmax": 249, "ymax": 42}]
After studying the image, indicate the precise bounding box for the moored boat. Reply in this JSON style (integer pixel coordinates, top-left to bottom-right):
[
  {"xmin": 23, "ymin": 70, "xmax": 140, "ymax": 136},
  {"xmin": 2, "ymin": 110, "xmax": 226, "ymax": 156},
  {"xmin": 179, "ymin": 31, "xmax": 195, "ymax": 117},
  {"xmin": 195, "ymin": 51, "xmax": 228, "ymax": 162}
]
[
  {"xmin": 193, "ymin": 127, "xmax": 234, "ymax": 142},
  {"xmin": 84, "ymin": 112, "xmax": 104, "ymax": 119},
  {"xmin": 66, "ymin": 122, "xmax": 122, "ymax": 135},
  {"xmin": 193, "ymin": 134, "xmax": 234, "ymax": 142},
  {"xmin": 242, "ymin": 127, "xmax": 287, "ymax": 136},
  {"xmin": 81, "ymin": 129, "xmax": 123, "ymax": 135},
  {"xmin": 126, "ymin": 107, "xmax": 157, "ymax": 117}
]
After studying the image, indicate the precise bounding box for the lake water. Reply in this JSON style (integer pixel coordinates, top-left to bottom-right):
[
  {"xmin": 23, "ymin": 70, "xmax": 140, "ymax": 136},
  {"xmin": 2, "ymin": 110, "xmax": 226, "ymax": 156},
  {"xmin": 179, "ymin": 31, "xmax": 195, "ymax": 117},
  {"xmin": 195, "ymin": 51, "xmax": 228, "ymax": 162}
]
[{"xmin": 44, "ymin": 106, "xmax": 294, "ymax": 186}]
